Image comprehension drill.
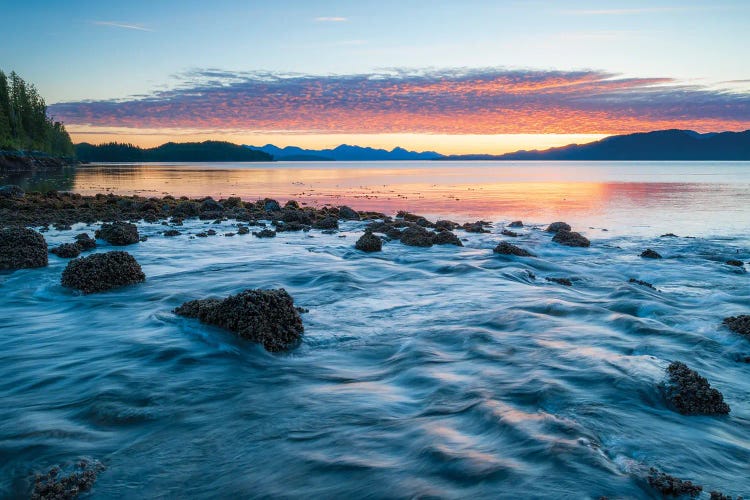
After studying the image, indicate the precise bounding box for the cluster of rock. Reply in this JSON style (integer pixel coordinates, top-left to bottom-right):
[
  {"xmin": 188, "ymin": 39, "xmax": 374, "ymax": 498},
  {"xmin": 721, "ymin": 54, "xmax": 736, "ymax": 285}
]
[
  {"xmin": 95, "ymin": 221, "xmax": 140, "ymax": 245},
  {"xmin": 174, "ymin": 288, "xmax": 304, "ymax": 352},
  {"xmin": 362, "ymin": 212, "xmax": 464, "ymax": 250},
  {"xmin": 664, "ymin": 361, "xmax": 730, "ymax": 415},
  {"xmin": 646, "ymin": 468, "xmax": 703, "ymax": 498},
  {"xmin": 546, "ymin": 221, "xmax": 591, "ymax": 247},
  {"xmin": 31, "ymin": 460, "xmax": 105, "ymax": 500},
  {"xmin": 50, "ymin": 233, "xmax": 97, "ymax": 259},
  {"xmin": 0, "ymin": 227, "xmax": 48, "ymax": 269},
  {"xmin": 723, "ymin": 315, "xmax": 750, "ymax": 336}
]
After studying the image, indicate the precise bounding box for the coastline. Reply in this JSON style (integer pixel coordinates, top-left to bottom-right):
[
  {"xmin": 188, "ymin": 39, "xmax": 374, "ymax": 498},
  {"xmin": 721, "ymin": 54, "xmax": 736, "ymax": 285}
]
[{"xmin": 0, "ymin": 150, "xmax": 78, "ymax": 172}]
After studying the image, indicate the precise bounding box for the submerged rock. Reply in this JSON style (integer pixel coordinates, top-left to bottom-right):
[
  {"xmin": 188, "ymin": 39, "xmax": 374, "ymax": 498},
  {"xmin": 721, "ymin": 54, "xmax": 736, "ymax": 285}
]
[
  {"xmin": 400, "ymin": 226, "xmax": 434, "ymax": 247},
  {"xmin": 74, "ymin": 233, "xmax": 97, "ymax": 251},
  {"xmin": 163, "ymin": 229, "xmax": 181, "ymax": 237},
  {"xmin": 726, "ymin": 259, "xmax": 744, "ymax": 267},
  {"xmin": 338, "ymin": 206, "xmax": 360, "ymax": 220},
  {"xmin": 646, "ymin": 468, "xmax": 702, "ymax": 498},
  {"xmin": 660, "ymin": 233, "xmax": 679, "ymax": 238},
  {"xmin": 51, "ymin": 243, "xmax": 82, "ymax": 259},
  {"xmin": 61, "ymin": 251, "xmax": 146, "ymax": 294},
  {"xmin": 493, "ymin": 241, "xmax": 534, "ymax": 257},
  {"xmin": 252, "ymin": 229, "xmax": 276, "ymax": 238},
  {"xmin": 723, "ymin": 315, "xmax": 750, "ymax": 336},
  {"xmin": 0, "ymin": 227, "xmax": 48, "ymax": 270},
  {"xmin": 432, "ymin": 230, "xmax": 463, "ymax": 246},
  {"xmin": 629, "ymin": 278, "xmax": 657, "ymax": 290},
  {"xmin": 508, "ymin": 220, "xmax": 523, "ymax": 228},
  {"xmin": 355, "ymin": 231, "xmax": 382, "ymax": 252},
  {"xmin": 546, "ymin": 221, "xmax": 571, "ymax": 233},
  {"xmin": 664, "ymin": 361, "xmax": 730, "ymax": 415},
  {"xmin": 174, "ymin": 288, "xmax": 304, "ymax": 352},
  {"xmin": 552, "ymin": 230, "xmax": 590, "ymax": 248},
  {"xmin": 501, "ymin": 229, "xmax": 519, "ymax": 237},
  {"xmin": 641, "ymin": 248, "xmax": 662, "ymax": 259},
  {"xmin": 96, "ymin": 221, "xmax": 139, "ymax": 246},
  {"xmin": 237, "ymin": 225, "xmax": 250, "ymax": 235},
  {"xmin": 546, "ymin": 277, "xmax": 572, "ymax": 286},
  {"xmin": 31, "ymin": 459, "xmax": 105, "ymax": 500}
]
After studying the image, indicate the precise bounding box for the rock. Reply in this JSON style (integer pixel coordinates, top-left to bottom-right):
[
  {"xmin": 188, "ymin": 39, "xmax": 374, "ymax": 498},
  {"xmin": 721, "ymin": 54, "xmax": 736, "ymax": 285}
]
[
  {"xmin": 263, "ymin": 198, "xmax": 281, "ymax": 212},
  {"xmin": 0, "ymin": 227, "xmax": 48, "ymax": 270},
  {"xmin": 641, "ymin": 248, "xmax": 662, "ymax": 259},
  {"xmin": 726, "ymin": 259, "xmax": 744, "ymax": 267},
  {"xmin": 508, "ymin": 220, "xmax": 523, "ymax": 228},
  {"xmin": 629, "ymin": 278, "xmax": 657, "ymax": 290},
  {"xmin": 96, "ymin": 222, "xmax": 139, "ymax": 246},
  {"xmin": 709, "ymin": 491, "xmax": 743, "ymax": 500},
  {"xmin": 281, "ymin": 210, "xmax": 312, "ymax": 225},
  {"xmin": 206, "ymin": 229, "xmax": 217, "ymax": 236},
  {"xmin": 174, "ymin": 288, "xmax": 303, "ymax": 352},
  {"xmin": 253, "ymin": 229, "xmax": 276, "ymax": 238},
  {"xmin": 546, "ymin": 277, "xmax": 572, "ymax": 286},
  {"xmin": 31, "ymin": 460, "xmax": 105, "ymax": 500},
  {"xmin": 462, "ymin": 221, "xmax": 491, "ymax": 233},
  {"xmin": 400, "ymin": 226, "xmax": 434, "ymax": 247},
  {"xmin": 355, "ymin": 232, "xmax": 382, "ymax": 252},
  {"xmin": 61, "ymin": 251, "xmax": 146, "ymax": 294},
  {"xmin": 74, "ymin": 233, "xmax": 97, "ymax": 251},
  {"xmin": 0, "ymin": 184, "xmax": 24, "ymax": 198},
  {"xmin": 51, "ymin": 243, "xmax": 82, "ymax": 259},
  {"xmin": 312, "ymin": 216, "xmax": 339, "ymax": 230},
  {"xmin": 237, "ymin": 225, "xmax": 250, "ymax": 235},
  {"xmin": 552, "ymin": 230, "xmax": 590, "ymax": 248},
  {"xmin": 435, "ymin": 220, "xmax": 459, "ymax": 231},
  {"xmin": 432, "ymin": 230, "xmax": 463, "ymax": 246},
  {"xmin": 163, "ymin": 229, "xmax": 181, "ymax": 237},
  {"xmin": 501, "ymin": 229, "xmax": 519, "ymax": 237},
  {"xmin": 274, "ymin": 221, "xmax": 306, "ymax": 232},
  {"xmin": 646, "ymin": 468, "xmax": 702, "ymax": 498},
  {"xmin": 493, "ymin": 241, "xmax": 534, "ymax": 257},
  {"xmin": 200, "ymin": 197, "xmax": 223, "ymax": 212},
  {"xmin": 660, "ymin": 233, "xmax": 679, "ymax": 238},
  {"xmin": 223, "ymin": 196, "xmax": 243, "ymax": 208},
  {"xmin": 664, "ymin": 361, "xmax": 730, "ymax": 415},
  {"xmin": 546, "ymin": 221, "xmax": 571, "ymax": 233},
  {"xmin": 338, "ymin": 206, "xmax": 360, "ymax": 220},
  {"xmin": 723, "ymin": 315, "xmax": 750, "ymax": 336},
  {"xmin": 284, "ymin": 200, "xmax": 300, "ymax": 209},
  {"xmin": 385, "ymin": 227, "xmax": 403, "ymax": 239},
  {"xmin": 196, "ymin": 232, "xmax": 208, "ymax": 238}
]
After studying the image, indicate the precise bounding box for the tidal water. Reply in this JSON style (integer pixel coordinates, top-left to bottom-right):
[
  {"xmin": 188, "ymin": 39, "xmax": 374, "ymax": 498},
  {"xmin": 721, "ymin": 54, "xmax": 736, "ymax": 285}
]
[{"xmin": 1, "ymin": 162, "xmax": 750, "ymax": 498}]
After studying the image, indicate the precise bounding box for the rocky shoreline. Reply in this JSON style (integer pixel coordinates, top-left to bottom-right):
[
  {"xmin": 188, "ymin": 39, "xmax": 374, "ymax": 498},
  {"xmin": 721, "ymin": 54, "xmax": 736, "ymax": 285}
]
[{"xmin": 0, "ymin": 151, "xmax": 77, "ymax": 172}]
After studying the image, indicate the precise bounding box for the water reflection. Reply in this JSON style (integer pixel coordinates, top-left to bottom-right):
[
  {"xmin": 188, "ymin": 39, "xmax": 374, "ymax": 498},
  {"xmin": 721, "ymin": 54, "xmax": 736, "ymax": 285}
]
[{"xmin": 3, "ymin": 161, "xmax": 749, "ymax": 235}]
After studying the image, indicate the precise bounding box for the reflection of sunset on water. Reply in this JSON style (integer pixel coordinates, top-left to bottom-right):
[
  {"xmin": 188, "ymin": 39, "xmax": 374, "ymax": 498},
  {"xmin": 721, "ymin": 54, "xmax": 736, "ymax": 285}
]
[{"xmin": 64, "ymin": 161, "xmax": 750, "ymax": 235}]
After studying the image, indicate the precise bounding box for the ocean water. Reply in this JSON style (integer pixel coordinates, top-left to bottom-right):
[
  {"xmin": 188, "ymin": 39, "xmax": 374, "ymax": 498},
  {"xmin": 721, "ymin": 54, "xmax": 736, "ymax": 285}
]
[{"xmin": 1, "ymin": 162, "xmax": 749, "ymax": 498}]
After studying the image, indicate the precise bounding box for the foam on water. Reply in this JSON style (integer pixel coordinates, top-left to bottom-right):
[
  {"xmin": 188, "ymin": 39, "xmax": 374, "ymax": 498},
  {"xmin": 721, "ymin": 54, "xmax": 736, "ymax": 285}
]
[{"xmin": 1, "ymin": 214, "xmax": 749, "ymax": 497}]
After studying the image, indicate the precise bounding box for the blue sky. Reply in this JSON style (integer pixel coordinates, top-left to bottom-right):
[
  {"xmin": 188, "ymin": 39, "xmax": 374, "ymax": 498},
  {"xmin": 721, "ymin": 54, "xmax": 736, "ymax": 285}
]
[{"xmin": 3, "ymin": 0, "xmax": 749, "ymax": 152}]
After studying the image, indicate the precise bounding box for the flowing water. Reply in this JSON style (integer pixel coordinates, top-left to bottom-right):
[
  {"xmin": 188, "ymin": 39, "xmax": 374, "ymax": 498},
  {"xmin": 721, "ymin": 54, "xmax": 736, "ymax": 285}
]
[{"xmin": 1, "ymin": 161, "xmax": 749, "ymax": 498}]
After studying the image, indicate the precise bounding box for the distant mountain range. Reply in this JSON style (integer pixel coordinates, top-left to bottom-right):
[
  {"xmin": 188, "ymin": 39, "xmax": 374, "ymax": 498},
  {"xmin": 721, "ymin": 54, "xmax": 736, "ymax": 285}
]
[
  {"xmin": 441, "ymin": 130, "xmax": 750, "ymax": 161},
  {"xmin": 246, "ymin": 144, "xmax": 443, "ymax": 161}
]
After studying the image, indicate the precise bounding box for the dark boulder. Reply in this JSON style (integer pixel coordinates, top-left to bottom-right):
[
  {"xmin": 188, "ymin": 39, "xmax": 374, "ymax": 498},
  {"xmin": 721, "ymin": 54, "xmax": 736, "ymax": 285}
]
[
  {"xmin": 31, "ymin": 460, "xmax": 105, "ymax": 500},
  {"xmin": 726, "ymin": 259, "xmax": 744, "ymax": 267},
  {"xmin": 664, "ymin": 361, "xmax": 730, "ymax": 415},
  {"xmin": 74, "ymin": 233, "xmax": 97, "ymax": 251},
  {"xmin": 493, "ymin": 241, "xmax": 534, "ymax": 257},
  {"xmin": 0, "ymin": 227, "xmax": 48, "ymax": 270},
  {"xmin": 508, "ymin": 220, "xmax": 523, "ymax": 228},
  {"xmin": 385, "ymin": 227, "xmax": 403, "ymax": 239},
  {"xmin": 263, "ymin": 198, "xmax": 282, "ymax": 212},
  {"xmin": 660, "ymin": 233, "xmax": 679, "ymax": 238},
  {"xmin": 284, "ymin": 200, "xmax": 300, "ymax": 209},
  {"xmin": 312, "ymin": 216, "xmax": 339, "ymax": 230},
  {"xmin": 501, "ymin": 229, "xmax": 519, "ymax": 237},
  {"xmin": 338, "ymin": 206, "xmax": 360, "ymax": 220},
  {"xmin": 51, "ymin": 243, "xmax": 82, "ymax": 259},
  {"xmin": 223, "ymin": 196, "xmax": 243, "ymax": 208},
  {"xmin": 432, "ymin": 230, "xmax": 463, "ymax": 246},
  {"xmin": 723, "ymin": 315, "xmax": 750, "ymax": 336},
  {"xmin": 200, "ymin": 197, "xmax": 223, "ymax": 212},
  {"xmin": 552, "ymin": 229, "xmax": 590, "ymax": 248},
  {"xmin": 0, "ymin": 184, "xmax": 24, "ymax": 198},
  {"xmin": 400, "ymin": 226, "xmax": 434, "ymax": 247},
  {"xmin": 61, "ymin": 251, "xmax": 146, "ymax": 294},
  {"xmin": 546, "ymin": 277, "xmax": 572, "ymax": 286},
  {"xmin": 546, "ymin": 221, "xmax": 571, "ymax": 233},
  {"xmin": 174, "ymin": 288, "xmax": 303, "ymax": 352},
  {"xmin": 355, "ymin": 232, "xmax": 382, "ymax": 252},
  {"xmin": 96, "ymin": 222, "xmax": 139, "ymax": 246},
  {"xmin": 462, "ymin": 221, "xmax": 491, "ymax": 233},
  {"xmin": 435, "ymin": 220, "xmax": 459, "ymax": 231},
  {"xmin": 641, "ymin": 248, "xmax": 662, "ymax": 259},
  {"xmin": 237, "ymin": 225, "xmax": 250, "ymax": 235},
  {"xmin": 646, "ymin": 468, "xmax": 702, "ymax": 498},
  {"xmin": 253, "ymin": 229, "xmax": 276, "ymax": 238}
]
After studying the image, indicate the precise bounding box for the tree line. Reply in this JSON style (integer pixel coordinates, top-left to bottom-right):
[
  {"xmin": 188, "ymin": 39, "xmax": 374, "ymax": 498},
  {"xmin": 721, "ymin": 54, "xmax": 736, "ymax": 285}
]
[
  {"xmin": 76, "ymin": 141, "xmax": 273, "ymax": 162},
  {"xmin": 0, "ymin": 69, "xmax": 74, "ymax": 157}
]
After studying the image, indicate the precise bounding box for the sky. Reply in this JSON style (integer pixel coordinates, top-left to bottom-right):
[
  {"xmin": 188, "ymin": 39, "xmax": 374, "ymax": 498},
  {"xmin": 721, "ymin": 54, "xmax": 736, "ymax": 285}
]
[{"xmin": 2, "ymin": 0, "xmax": 750, "ymax": 154}]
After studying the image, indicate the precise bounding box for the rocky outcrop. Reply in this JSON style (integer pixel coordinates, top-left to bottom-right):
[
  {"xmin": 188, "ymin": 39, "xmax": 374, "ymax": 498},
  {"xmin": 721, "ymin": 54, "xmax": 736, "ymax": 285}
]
[
  {"xmin": 0, "ymin": 227, "xmax": 48, "ymax": 269},
  {"xmin": 493, "ymin": 241, "xmax": 534, "ymax": 257},
  {"xmin": 646, "ymin": 468, "xmax": 702, "ymax": 498},
  {"xmin": 432, "ymin": 230, "xmax": 462, "ymax": 246},
  {"xmin": 552, "ymin": 230, "xmax": 590, "ymax": 248},
  {"xmin": 174, "ymin": 288, "xmax": 304, "ymax": 352},
  {"xmin": 500, "ymin": 229, "xmax": 518, "ymax": 237},
  {"xmin": 355, "ymin": 231, "xmax": 382, "ymax": 252},
  {"xmin": 641, "ymin": 248, "xmax": 662, "ymax": 259},
  {"xmin": 508, "ymin": 220, "xmax": 523, "ymax": 228},
  {"xmin": 338, "ymin": 206, "xmax": 360, "ymax": 220},
  {"xmin": 163, "ymin": 229, "xmax": 181, "ymax": 237},
  {"xmin": 96, "ymin": 222, "xmax": 139, "ymax": 246},
  {"xmin": 51, "ymin": 243, "xmax": 82, "ymax": 259},
  {"xmin": 253, "ymin": 229, "xmax": 276, "ymax": 238},
  {"xmin": 664, "ymin": 361, "xmax": 730, "ymax": 415},
  {"xmin": 400, "ymin": 226, "xmax": 434, "ymax": 247},
  {"xmin": 312, "ymin": 216, "xmax": 339, "ymax": 230},
  {"xmin": 31, "ymin": 460, "xmax": 105, "ymax": 500},
  {"xmin": 74, "ymin": 233, "xmax": 97, "ymax": 251},
  {"xmin": 61, "ymin": 251, "xmax": 146, "ymax": 294},
  {"xmin": 546, "ymin": 221, "xmax": 571, "ymax": 233},
  {"xmin": 723, "ymin": 315, "xmax": 750, "ymax": 336}
]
